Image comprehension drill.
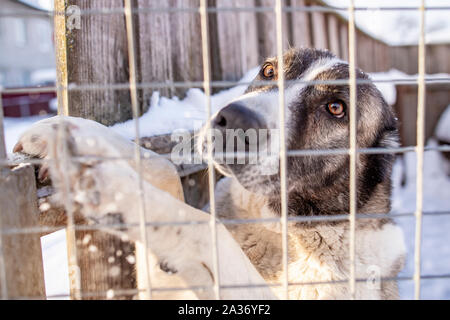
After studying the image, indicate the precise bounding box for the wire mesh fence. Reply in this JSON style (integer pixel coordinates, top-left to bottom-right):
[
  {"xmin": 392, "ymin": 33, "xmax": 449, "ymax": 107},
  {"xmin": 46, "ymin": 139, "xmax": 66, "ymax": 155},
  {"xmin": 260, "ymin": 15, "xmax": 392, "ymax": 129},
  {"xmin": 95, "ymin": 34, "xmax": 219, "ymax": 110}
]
[{"xmin": 0, "ymin": 0, "xmax": 450, "ymax": 300}]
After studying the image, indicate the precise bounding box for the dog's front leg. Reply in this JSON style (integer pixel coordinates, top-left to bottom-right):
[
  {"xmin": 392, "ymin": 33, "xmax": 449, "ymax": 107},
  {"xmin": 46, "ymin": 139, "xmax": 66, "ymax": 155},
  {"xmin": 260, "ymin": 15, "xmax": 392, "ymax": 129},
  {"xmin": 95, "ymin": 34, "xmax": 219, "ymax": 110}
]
[
  {"xmin": 14, "ymin": 116, "xmax": 185, "ymax": 201},
  {"xmin": 35, "ymin": 119, "xmax": 276, "ymax": 300}
]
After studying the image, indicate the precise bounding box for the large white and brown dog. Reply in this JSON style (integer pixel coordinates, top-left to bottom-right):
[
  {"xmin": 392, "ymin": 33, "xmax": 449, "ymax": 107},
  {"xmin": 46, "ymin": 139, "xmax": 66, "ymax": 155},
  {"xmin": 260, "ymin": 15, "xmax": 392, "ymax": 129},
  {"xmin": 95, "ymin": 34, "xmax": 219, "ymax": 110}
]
[{"xmin": 14, "ymin": 48, "xmax": 405, "ymax": 300}]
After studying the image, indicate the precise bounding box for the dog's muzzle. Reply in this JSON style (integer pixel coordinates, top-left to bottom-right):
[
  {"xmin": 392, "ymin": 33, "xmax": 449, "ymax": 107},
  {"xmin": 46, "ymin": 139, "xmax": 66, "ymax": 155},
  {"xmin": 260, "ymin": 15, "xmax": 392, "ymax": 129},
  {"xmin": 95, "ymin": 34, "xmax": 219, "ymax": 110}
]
[{"xmin": 212, "ymin": 103, "xmax": 264, "ymax": 133}]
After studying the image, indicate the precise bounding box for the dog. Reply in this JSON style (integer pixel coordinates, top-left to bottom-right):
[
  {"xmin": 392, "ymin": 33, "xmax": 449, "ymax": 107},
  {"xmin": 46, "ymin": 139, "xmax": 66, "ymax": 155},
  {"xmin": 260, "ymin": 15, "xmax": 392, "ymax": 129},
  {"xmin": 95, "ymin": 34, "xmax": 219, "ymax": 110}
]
[{"xmin": 14, "ymin": 48, "xmax": 405, "ymax": 299}]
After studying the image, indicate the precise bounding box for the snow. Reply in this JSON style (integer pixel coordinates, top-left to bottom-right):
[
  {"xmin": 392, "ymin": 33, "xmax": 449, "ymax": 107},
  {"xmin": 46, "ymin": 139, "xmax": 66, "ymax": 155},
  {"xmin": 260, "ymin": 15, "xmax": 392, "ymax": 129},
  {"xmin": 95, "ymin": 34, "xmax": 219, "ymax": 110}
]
[
  {"xmin": 40, "ymin": 229, "xmax": 70, "ymax": 299},
  {"xmin": 369, "ymin": 69, "xmax": 404, "ymax": 106},
  {"xmin": 2, "ymin": 69, "xmax": 450, "ymax": 299},
  {"xmin": 436, "ymin": 105, "xmax": 450, "ymax": 142},
  {"xmin": 17, "ymin": 0, "xmax": 52, "ymax": 11},
  {"xmin": 391, "ymin": 139, "xmax": 450, "ymax": 299},
  {"xmin": 323, "ymin": 0, "xmax": 450, "ymax": 46}
]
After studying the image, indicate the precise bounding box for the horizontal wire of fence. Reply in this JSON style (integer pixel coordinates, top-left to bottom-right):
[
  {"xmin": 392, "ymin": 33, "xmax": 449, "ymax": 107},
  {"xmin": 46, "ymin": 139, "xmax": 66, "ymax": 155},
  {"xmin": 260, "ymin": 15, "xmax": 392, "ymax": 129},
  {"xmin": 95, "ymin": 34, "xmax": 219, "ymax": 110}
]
[
  {"xmin": 12, "ymin": 272, "xmax": 450, "ymax": 301},
  {"xmin": 2, "ymin": 209, "xmax": 450, "ymax": 237},
  {"xmin": 1, "ymin": 5, "xmax": 450, "ymax": 19},
  {"xmin": 2, "ymin": 144, "xmax": 450, "ymax": 169},
  {"xmin": 2, "ymin": 77, "xmax": 450, "ymax": 96}
]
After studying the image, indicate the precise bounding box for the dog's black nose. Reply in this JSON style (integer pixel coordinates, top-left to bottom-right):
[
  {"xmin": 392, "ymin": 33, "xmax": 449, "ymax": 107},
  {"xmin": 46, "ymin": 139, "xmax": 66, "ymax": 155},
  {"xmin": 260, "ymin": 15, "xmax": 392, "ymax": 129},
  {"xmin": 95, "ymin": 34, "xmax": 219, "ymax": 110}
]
[{"xmin": 213, "ymin": 103, "xmax": 263, "ymax": 132}]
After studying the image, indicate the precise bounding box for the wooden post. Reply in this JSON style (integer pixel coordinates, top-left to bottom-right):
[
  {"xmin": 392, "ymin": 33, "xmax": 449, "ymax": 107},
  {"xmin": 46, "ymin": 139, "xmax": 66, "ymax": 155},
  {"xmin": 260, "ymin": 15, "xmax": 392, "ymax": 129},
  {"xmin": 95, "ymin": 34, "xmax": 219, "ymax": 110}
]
[
  {"xmin": 65, "ymin": 0, "xmax": 132, "ymax": 126},
  {"xmin": 0, "ymin": 164, "xmax": 46, "ymax": 299},
  {"xmin": 54, "ymin": 0, "xmax": 138, "ymax": 300}
]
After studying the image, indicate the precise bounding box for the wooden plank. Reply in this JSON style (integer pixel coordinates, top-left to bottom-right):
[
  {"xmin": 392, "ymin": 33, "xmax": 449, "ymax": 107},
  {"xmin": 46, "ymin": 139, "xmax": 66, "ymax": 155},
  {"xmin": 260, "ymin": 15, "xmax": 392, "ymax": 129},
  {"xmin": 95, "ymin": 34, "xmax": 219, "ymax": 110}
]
[
  {"xmin": 374, "ymin": 41, "xmax": 388, "ymax": 72},
  {"xmin": 73, "ymin": 227, "xmax": 137, "ymax": 300},
  {"xmin": 65, "ymin": 0, "xmax": 132, "ymax": 126},
  {"xmin": 356, "ymin": 33, "xmax": 368, "ymax": 71},
  {"xmin": 290, "ymin": 0, "xmax": 312, "ymax": 48},
  {"xmin": 339, "ymin": 22, "xmax": 349, "ymax": 61},
  {"xmin": 255, "ymin": 0, "xmax": 290, "ymax": 58},
  {"xmin": 311, "ymin": 11, "xmax": 327, "ymax": 49},
  {"xmin": 327, "ymin": 14, "xmax": 340, "ymax": 56},
  {"xmin": 135, "ymin": 0, "xmax": 204, "ymax": 104},
  {"xmin": 135, "ymin": 0, "xmax": 174, "ymax": 110},
  {"xmin": 214, "ymin": 0, "xmax": 259, "ymax": 81},
  {"xmin": 394, "ymin": 84, "xmax": 450, "ymax": 146},
  {"xmin": 365, "ymin": 35, "xmax": 375, "ymax": 72},
  {"xmin": 427, "ymin": 44, "xmax": 450, "ymax": 74},
  {"xmin": 168, "ymin": 0, "xmax": 203, "ymax": 96},
  {"xmin": 356, "ymin": 32, "xmax": 365, "ymax": 70},
  {"xmin": 0, "ymin": 164, "xmax": 46, "ymax": 299}
]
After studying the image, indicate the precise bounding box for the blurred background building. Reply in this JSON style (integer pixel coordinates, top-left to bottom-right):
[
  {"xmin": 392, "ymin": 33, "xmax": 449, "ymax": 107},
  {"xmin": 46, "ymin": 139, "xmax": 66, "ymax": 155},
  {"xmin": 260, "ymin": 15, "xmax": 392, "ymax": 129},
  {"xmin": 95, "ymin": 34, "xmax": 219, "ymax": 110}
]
[{"xmin": 0, "ymin": 0, "xmax": 55, "ymax": 88}]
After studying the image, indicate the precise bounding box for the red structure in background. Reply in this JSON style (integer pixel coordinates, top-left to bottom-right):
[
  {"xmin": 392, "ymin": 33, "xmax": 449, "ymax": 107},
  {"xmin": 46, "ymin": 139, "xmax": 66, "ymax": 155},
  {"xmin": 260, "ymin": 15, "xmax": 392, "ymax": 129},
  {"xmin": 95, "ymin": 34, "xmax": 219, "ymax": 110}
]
[{"xmin": 2, "ymin": 88, "xmax": 56, "ymax": 117}]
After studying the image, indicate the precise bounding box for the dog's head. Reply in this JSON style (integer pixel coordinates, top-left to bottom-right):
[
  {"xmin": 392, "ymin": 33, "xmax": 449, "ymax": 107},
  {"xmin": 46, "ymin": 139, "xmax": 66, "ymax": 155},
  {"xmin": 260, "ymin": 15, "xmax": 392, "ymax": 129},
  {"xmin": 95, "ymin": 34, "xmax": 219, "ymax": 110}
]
[{"xmin": 199, "ymin": 48, "xmax": 398, "ymax": 215}]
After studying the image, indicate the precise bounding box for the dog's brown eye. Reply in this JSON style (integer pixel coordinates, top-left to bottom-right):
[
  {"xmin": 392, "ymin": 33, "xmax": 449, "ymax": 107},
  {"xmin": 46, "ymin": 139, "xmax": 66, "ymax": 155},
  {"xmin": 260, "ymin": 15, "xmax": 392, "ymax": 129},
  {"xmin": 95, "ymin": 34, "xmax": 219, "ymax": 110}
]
[
  {"xmin": 262, "ymin": 64, "xmax": 275, "ymax": 79},
  {"xmin": 327, "ymin": 102, "xmax": 345, "ymax": 118}
]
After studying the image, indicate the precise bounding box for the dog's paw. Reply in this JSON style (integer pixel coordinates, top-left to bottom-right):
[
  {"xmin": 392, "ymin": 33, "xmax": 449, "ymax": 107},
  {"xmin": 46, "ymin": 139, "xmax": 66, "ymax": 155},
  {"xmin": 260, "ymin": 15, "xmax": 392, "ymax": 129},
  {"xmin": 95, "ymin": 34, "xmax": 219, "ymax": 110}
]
[{"xmin": 14, "ymin": 116, "xmax": 78, "ymax": 159}]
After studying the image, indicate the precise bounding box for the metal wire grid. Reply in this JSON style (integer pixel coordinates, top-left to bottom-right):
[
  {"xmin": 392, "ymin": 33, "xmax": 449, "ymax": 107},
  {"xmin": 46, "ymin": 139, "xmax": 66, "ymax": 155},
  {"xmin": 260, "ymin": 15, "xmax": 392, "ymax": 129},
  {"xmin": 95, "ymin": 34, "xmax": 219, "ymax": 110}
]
[{"xmin": 0, "ymin": 0, "xmax": 449, "ymax": 300}]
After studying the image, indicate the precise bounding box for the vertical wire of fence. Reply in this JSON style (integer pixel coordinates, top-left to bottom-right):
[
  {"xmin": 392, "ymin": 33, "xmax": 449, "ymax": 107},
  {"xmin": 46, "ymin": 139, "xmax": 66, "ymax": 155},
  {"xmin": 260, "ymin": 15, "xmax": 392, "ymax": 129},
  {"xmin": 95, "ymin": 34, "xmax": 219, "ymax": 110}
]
[
  {"xmin": 413, "ymin": 0, "xmax": 427, "ymax": 301},
  {"xmin": 200, "ymin": 0, "xmax": 221, "ymax": 300},
  {"xmin": 123, "ymin": 0, "xmax": 153, "ymax": 300},
  {"xmin": 275, "ymin": 0, "xmax": 290, "ymax": 300},
  {"xmin": 53, "ymin": 0, "xmax": 81, "ymax": 299},
  {"xmin": 347, "ymin": 0, "xmax": 358, "ymax": 300}
]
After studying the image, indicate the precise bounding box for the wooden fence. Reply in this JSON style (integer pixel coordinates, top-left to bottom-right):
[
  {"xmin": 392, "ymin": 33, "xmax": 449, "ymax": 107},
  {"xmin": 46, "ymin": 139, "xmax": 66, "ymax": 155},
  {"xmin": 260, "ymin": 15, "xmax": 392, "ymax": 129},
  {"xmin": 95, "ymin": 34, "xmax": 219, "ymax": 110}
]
[
  {"xmin": 64, "ymin": 0, "xmax": 399, "ymax": 126},
  {"xmin": 394, "ymin": 83, "xmax": 450, "ymax": 147},
  {"xmin": 391, "ymin": 44, "xmax": 450, "ymax": 75}
]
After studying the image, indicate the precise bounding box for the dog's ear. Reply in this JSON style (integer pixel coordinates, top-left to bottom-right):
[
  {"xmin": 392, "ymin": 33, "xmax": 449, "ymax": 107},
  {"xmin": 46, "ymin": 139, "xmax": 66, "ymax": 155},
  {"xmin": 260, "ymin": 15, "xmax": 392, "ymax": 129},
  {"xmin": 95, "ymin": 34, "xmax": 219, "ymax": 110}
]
[{"xmin": 379, "ymin": 129, "xmax": 400, "ymax": 149}]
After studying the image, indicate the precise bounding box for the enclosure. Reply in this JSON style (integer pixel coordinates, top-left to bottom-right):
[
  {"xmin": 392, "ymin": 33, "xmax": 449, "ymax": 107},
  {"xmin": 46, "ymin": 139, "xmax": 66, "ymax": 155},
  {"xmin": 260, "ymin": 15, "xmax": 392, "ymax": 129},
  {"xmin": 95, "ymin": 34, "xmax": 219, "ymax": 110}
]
[{"xmin": 0, "ymin": 0, "xmax": 450, "ymax": 300}]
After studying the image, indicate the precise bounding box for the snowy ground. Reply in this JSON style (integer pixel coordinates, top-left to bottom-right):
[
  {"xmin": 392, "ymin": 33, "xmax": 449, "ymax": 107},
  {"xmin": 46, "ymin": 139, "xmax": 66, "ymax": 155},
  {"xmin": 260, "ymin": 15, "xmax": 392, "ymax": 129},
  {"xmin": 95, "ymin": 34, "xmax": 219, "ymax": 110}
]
[
  {"xmin": 2, "ymin": 70, "xmax": 450, "ymax": 299},
  {"xmin": 392, "ymin": 142, "xmax": 450, "ymax": 299}
]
